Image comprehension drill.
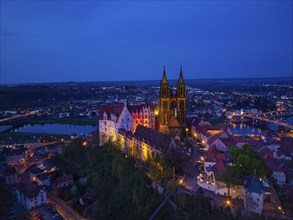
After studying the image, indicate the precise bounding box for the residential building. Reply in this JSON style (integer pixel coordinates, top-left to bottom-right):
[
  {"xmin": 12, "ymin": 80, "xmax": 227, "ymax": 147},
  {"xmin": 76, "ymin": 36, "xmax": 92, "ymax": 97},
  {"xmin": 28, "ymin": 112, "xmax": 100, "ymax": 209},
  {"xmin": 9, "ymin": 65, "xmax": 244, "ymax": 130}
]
[
  {"xmin": 53, "ymin": 174, "xmax": 73, "ymax": 189},
  {"xmin": 16, "ymin": 181, "xmax": 46, "ymax": 210}
]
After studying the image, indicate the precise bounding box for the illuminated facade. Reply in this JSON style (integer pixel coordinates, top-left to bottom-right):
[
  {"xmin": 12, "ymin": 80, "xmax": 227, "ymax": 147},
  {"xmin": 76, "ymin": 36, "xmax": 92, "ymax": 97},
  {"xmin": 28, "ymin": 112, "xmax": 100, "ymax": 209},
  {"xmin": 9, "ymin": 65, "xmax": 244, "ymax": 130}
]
[
  {"xmin": 116, "ymin": 125, "xmax": 177, "ymax": 162},
  {"xmin": 99, "ymin": 103, "xmax": 134, "ymax": 145},
  {"xmin": 128, "ymin": 103, "xmax": 156, "ymax": 132},
  {"xmin": 159, "ymin": 66, "xmax": 186, "ymax": 134}
]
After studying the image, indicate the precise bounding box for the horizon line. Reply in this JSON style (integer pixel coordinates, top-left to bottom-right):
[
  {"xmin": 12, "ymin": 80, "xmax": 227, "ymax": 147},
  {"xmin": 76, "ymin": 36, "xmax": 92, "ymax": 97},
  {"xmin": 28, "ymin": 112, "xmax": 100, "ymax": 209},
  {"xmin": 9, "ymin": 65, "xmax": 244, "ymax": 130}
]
[{"xmin": 1, "ymin": 76, "xmax": 292, "ymax": 86}]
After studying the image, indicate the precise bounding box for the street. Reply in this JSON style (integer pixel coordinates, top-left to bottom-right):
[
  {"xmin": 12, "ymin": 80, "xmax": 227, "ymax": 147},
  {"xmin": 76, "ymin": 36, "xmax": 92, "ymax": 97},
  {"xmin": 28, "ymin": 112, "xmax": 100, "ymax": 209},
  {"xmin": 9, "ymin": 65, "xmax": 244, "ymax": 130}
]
[{"xmin": 46, "ymin": 192, "xmax": 84, "ymax": 220}]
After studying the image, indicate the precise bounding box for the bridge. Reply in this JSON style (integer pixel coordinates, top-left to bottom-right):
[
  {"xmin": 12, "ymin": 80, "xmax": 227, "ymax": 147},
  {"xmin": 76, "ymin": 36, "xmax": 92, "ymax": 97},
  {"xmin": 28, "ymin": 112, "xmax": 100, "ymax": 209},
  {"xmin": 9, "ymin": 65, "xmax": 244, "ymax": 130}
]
[
  {"xmin": 0, "ymin": 110, "xmax": 39, "ymax": 124},
  {"xmin": 234, "ymin": 114, "xmax": 293, "ymax": 130}
]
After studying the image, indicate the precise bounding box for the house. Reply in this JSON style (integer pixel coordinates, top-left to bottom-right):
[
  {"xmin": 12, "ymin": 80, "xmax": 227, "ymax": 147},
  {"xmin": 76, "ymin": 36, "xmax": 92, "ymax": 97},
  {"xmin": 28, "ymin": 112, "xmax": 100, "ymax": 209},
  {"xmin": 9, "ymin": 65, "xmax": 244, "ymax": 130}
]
[
  {"xmin": 204, "ymin": 145, "xmax": 229, "ymax": 169},
  {"xmin": 46, "ymin": 142, "xmax": 64, "ymax": 156},
  {"xmin": 16, "ymin": 181, "xmax": 46, "ymax": 210},
  {"xmin": 53, "ymin": 174, "xmax": 73, "ymax": 189},
  {"xmin": 35, "ymin": 173, "xmax": 50, "ymax": 187},
  {"xmin": 3, "ymin": 166, "xmax": 18, "ymax": 185},
  {"xmin": 29, "ymin": 167, "xmax": 43, "ymax": 181},
  {"xmin": 99, "ymin": 103, "xmax": 134, "ymax": 145},
  {"xmin": 274, "ymin": 139, "xmax": 293, "ymax": 161},
  {"xmin": 79, "ymin": 190, "xmax": 96, "ymax": 205},
  {"xmin": 6, "ymin": 148, "xmax": 27, "ymax": 165},
  {"xmin": 264, "ymin": 158, "xmax": 286, "ymax": 185},
  {"xmin": 244, "ymin": 171, "xmax": 264, "ymax": 214}
]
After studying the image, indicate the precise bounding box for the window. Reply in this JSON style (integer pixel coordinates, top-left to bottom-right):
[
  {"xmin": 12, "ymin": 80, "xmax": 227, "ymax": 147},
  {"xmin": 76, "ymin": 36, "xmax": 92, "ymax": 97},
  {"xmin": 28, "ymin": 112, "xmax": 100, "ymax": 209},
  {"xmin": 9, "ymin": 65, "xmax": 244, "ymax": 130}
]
[{"xmin": 104, "ymin": 121, "xmax": 107, "ymax": 125}]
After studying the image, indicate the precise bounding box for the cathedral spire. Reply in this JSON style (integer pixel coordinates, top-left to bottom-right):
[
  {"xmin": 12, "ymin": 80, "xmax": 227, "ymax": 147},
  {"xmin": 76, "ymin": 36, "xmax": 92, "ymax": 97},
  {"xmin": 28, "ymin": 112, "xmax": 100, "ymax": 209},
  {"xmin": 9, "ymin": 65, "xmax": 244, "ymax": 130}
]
[
  {"xmin": 162, "ymin": 66, "xmax": 167, "ymax": 83},
  {"xmin": 179, "ymin": 65, "xmax": 183, "ymax": 82}
]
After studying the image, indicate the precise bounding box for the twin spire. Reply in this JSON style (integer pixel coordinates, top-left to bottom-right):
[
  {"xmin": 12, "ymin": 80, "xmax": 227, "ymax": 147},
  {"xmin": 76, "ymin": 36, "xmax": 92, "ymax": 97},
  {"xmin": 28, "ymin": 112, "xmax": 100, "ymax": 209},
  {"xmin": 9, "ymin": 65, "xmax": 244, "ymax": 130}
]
[{"xmin": 161, "ymin": 65, "xmax": 184, "ymax": 83}]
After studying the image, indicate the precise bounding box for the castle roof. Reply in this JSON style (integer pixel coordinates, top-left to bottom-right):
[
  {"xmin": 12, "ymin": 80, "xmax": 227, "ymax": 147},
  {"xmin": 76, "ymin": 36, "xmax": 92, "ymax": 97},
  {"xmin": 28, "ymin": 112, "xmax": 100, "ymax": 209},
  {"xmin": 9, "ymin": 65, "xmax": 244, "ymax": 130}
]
[
  {"xmin": 134, "ymin": 125, "xmax": 174, "ymax": 152},
  {"xmin": 245, "ymin": 172, "xmax": 264, "ymax": 194},
  {"xmin": 99, "ymin": 104, "xmax": 125, "ymax": 120},
  {"xmin": 17, "ymin": 181, "xmax": 43, "ymax": 199}
]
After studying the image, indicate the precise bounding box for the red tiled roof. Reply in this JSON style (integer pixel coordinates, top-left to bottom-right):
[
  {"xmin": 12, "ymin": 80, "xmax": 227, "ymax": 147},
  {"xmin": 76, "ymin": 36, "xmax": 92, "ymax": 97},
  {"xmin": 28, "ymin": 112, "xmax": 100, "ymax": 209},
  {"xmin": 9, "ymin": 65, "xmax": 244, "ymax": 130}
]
[
  {"xmin": 259, "ymin": 148, "xmax": 273, "ymax": 158},
  {"xmin": 205, "ymin": 145, "xmax": 228, "ymax": 163},
  {"xmin": 264, "ymin": 158, "xmax": 284, "ymax": 174},
  {"xmin": 55, "ymin": 174, "xmax": 73, "ymax": 185},
  {"xmin": 17, "ymin": 181, "xmax": 43, "ymax": 199},
  {"xmin": 220, "ymin": 136, "xmax": 237, "ymax": 148},
  {"xmin": 212, "ymin": 159, "xmax": 226, "ymax": 179},
  {"xmin": 99, "ymin": 104, "xmax": 125, "ymax": 120}
]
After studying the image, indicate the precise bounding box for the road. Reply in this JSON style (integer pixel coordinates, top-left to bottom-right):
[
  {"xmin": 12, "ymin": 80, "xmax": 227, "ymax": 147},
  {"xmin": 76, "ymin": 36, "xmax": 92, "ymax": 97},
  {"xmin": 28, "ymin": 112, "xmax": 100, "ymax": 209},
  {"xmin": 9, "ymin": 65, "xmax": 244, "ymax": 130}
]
[
  {"xmin": 46, "ymin": 192, "xmax": 84, "ymax": 220},
  {"xmin": 0, "ymin": 110, "xmax": 39, "ymax": 123}
]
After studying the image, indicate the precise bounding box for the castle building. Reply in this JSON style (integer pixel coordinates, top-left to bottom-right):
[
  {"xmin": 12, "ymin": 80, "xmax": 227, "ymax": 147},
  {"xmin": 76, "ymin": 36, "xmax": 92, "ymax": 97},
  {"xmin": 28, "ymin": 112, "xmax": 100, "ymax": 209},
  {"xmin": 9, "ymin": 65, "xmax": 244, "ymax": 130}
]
[
  {"xmin": 128, "ymin": 102, "xmax": 156, "ymax": 132},
  {"xmin": 159, "ymin": 66, "xmax": 186, "ymax": 135},
  {"xmin": 99, "ymin": 103, "xmax": 134, "ymax": 145}
]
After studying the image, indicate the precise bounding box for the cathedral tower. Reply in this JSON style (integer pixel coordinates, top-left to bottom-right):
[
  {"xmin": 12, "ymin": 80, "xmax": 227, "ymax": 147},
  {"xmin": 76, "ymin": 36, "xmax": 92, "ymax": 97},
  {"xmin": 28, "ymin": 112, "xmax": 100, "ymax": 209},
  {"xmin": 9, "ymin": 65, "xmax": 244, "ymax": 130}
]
[
  {"xmin": 159, "ymin": 66, "xmax": 186, "ymax": 134},
  {"xmin": 176, "ymin": 66, "xmax": 186, "ymax": 127}
]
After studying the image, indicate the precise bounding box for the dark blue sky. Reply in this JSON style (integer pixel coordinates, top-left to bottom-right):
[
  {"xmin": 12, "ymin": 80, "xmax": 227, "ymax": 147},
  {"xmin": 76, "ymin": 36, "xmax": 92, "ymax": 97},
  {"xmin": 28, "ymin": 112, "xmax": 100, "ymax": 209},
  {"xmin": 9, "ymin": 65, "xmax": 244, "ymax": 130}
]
[{"xmin": 1, "ymin": 1, "xmax": 292, "ymax": 84}]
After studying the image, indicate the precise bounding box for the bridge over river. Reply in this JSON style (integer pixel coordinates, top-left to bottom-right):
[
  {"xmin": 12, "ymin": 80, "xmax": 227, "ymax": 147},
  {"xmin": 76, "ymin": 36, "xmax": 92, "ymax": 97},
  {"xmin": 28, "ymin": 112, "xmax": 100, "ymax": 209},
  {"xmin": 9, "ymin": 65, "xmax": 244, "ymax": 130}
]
[{"xmin": 233, "ymin": 114, "xmax": 293, "ymax": 130}]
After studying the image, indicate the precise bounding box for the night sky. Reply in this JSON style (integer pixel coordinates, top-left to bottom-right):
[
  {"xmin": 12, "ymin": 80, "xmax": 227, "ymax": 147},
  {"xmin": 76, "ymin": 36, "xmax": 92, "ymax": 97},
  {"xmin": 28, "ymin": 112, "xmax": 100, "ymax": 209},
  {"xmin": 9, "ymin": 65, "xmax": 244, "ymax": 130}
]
[{"xmin": 1, "ymin": 1, "xmax": 292, "ymax": 84}]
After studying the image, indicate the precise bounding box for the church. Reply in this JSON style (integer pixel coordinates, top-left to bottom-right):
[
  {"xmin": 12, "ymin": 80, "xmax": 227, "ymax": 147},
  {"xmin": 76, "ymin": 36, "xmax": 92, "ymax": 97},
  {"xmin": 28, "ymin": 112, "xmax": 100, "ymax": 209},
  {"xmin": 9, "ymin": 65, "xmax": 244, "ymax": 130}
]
[{"xmin": 158, "ymin": 66, "xmax": 187, "ymax": 142}]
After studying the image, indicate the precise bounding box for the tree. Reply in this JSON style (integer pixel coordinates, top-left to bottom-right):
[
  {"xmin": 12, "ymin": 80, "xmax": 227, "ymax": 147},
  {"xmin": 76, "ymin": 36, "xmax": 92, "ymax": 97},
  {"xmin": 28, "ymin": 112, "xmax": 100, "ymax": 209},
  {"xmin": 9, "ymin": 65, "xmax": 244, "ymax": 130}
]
[
  {"xmin": 219, "ymin": 165, "xmax": 242, "ymax": 198},
  {"xmin": 228, "ymin": 144, "xmax": 266, "ymax": 178}
]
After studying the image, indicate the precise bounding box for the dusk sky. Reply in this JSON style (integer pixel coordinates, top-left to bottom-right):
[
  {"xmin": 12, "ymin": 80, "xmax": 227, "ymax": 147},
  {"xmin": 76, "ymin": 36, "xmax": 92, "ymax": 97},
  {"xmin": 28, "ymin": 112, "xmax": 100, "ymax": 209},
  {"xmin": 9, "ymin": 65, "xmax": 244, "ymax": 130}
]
[{"xmin": 1, "ymin": 1, "xmax": 292, "ymax": 84}]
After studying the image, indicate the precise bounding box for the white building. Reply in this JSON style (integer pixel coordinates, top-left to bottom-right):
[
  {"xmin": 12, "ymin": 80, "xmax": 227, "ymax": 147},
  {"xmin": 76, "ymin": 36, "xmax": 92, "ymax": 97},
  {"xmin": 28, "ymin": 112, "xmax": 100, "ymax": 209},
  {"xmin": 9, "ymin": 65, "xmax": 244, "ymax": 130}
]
[
  {"xmin": 244, "ymin": 172, "xmax": 264, "ymax": 214},
  {"xmin": 99, "ymin": 103, "xmax": 133, "ymax": 145},
  {"xmin": 16, "ymin": 181, "xmax": 46, "ymax": 210}
]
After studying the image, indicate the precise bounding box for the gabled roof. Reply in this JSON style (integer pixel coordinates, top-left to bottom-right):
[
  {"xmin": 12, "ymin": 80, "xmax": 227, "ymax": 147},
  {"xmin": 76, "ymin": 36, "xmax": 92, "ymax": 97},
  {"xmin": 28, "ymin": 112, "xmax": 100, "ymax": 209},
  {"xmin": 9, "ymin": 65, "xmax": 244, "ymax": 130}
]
[
  {"xmin": 212, "ymin": 159, "xmax": 226, "ymax": 179},
  {"xmin": 29, "ymin": 166, "xmax": 43, "ymax": 175},
  {"xmin": 205, "ymin": 145, "xmax": 228, "ymax": 163},
  {"xmin": 128, "ymin": 102, "xmax": 155, "ymax": 113},
  {"xmin": 264, "ymin": 158, "xmax": 284, "ymax": 174},
  {"xmin": 134, "ymin": 125, "xmax": 174, "ymax": 152},
  {"xmin": 245, "ymin": 172, "xmax": 264, "ymax": 194},
  {"xmin": 99, "ymin": 104, "xmax": 125, "ymax": 120},
  {"xmin": 36, "ymin": 173, "xmax": 49, "ymax": 181},
  {"xmin": 17, "ymin": 181, "xmax": 43, "ymax": 199},
  {"xmin": 55, "ymin": 174, "xmax": 73, "ymax": 185}
]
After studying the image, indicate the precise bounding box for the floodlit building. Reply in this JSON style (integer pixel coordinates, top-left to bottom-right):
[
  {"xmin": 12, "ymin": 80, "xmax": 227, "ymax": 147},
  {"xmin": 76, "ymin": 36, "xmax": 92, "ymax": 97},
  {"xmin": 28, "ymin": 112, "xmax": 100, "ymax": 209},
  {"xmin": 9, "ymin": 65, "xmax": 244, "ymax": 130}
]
[{"xmin": 99, "ymin": 103, "xmax": 133, "ymax": 145}]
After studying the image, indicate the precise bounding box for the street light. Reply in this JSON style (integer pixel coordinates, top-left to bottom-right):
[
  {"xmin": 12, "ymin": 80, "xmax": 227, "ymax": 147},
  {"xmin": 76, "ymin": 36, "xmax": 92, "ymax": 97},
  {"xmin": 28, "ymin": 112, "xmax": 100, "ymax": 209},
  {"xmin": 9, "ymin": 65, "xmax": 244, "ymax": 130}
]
[{"xmin": 226, "ymin": 200, "xmax": 231, "ymax": 206}]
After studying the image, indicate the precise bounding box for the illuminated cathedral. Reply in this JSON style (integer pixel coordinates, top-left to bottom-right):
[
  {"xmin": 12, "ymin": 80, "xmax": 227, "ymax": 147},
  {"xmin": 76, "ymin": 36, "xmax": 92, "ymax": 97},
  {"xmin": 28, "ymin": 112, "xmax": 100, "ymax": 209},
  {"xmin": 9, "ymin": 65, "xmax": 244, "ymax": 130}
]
[{"xmin": 158, "ymin": 66, "xmax": 186, "ymax": 140}]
